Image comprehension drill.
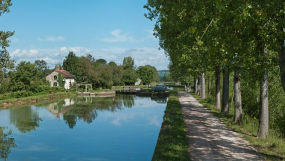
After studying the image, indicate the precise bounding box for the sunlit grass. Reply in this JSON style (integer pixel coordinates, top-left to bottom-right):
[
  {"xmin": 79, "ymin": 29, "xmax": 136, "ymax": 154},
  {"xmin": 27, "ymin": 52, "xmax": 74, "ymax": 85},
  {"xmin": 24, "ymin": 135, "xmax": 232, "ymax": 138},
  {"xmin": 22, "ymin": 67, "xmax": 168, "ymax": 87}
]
[
  {"xmin": 192, "ymin": 92, "xmax": 285, "ymax": 160},
  {"xmin": 152, "ymin": 91, "xmax": 190, "ymax": 161}
]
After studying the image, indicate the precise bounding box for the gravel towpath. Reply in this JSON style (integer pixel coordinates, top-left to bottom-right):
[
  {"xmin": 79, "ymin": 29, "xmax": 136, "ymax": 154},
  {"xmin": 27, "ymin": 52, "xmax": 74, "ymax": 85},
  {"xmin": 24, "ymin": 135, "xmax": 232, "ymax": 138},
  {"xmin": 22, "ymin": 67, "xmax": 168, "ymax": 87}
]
[{"xmin": 178, "ymin": 91, "xmax": 263, "ymax": 161}]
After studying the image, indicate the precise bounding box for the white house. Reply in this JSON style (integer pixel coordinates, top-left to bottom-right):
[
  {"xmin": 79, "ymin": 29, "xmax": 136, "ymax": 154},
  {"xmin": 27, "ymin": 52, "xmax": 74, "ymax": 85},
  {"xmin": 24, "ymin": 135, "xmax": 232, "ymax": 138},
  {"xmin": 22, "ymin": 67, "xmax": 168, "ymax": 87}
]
[{"xmin": 46, "ymin": 65, "xmax": 76, "ymax": 90}]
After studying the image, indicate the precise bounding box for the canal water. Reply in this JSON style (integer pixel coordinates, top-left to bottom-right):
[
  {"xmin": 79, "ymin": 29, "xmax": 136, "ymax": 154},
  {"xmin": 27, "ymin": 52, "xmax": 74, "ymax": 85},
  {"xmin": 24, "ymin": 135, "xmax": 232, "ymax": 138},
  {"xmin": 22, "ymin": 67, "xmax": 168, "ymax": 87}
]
[{"xmin": 0, "ymin": 95, "xmax": 167, "ymax": 161}]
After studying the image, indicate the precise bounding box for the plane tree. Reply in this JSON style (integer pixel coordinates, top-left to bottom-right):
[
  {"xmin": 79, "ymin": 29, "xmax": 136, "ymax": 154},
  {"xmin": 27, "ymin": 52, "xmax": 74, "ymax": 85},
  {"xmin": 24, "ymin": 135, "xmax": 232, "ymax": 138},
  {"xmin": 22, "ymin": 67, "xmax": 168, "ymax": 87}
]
[{"xmin": 144, "ymin": 0, "xmax": 284, "ymax": 138}]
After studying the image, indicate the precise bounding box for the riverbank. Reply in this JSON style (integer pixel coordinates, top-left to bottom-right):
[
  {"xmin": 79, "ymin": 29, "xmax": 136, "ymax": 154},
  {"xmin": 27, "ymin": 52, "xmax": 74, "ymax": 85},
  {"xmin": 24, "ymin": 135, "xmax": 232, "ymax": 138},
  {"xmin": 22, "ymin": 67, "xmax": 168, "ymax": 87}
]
[
  {"xmin": 0, "ymin": 92, "xmax": 76, "ymax": 109},
  {"xmin": 152, "ymin": 91, "xmax": 190, "ymax": 161},
  {"xmin": 191, "ymin": 92, "xmax": 285, "ymax": 160}
]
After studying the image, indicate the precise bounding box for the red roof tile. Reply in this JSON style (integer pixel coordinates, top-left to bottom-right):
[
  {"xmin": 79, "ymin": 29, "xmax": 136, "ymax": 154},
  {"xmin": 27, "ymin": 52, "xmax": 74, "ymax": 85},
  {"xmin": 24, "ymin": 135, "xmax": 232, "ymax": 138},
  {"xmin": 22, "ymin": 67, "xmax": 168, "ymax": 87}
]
[{"xmin": 55, "ymin": 69, "xmax": 75, "ymax": 78}]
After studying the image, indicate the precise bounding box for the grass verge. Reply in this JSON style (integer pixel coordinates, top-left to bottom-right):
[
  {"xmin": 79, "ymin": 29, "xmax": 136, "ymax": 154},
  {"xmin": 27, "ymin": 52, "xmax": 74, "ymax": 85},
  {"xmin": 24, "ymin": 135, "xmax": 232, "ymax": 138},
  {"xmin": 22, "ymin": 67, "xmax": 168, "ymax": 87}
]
[
  {"xmin": 152, "ymin": 91, "xmax": 190, "ymax": 161},
  {"xmin": 0, "ymin": 91, "xmax": 76, "ymax": 109},
  {"xmin": 191, "ymin": 92, "xmax": 285, "ymax": 160}
]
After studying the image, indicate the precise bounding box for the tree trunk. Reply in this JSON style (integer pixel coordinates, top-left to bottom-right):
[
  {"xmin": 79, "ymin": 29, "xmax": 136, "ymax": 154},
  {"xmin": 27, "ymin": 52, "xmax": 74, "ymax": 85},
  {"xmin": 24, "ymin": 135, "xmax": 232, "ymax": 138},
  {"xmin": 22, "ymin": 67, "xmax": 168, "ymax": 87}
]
[
  {"xmin": 257, "ymin": 48, "xmax": 269, "ymax": 138},
  {"xmin": 221, "ymin": 69, "xmax": 229, "ymax": 114},
  {"xmin": 233, "ymin": 71, "xmax": 242, "ymax": 124},
  {"xmin": 194, "ymin": 79, "xmax": 198, "ymax": 93},
  {"xmin": 200, "ymin": 73, "xmax": 206, "ymax": 99},
  {"xmin": 231, "ymin": 89, "xmax": 234, "ymax": 107},
  {"xmin": 215, "ymin": 66, "xmax": 221, "ymax": 109},
  {"xmin": 208, "ymin": 75, "xmax": 210, "ymax": 95},
  {"xmin": 279, "ymin": 40, "xmax": 285, "ymax": 89},
  {"xmin": 198, "ymin": 77, "xmax": 201, "ymax": 95},
  {"xmin": 210, "ymin": 76, "xmax": 214, "ymax": 96},
  {"xmin": 257, "ymin": 72, "xmax": 269, "ymax": 138}
]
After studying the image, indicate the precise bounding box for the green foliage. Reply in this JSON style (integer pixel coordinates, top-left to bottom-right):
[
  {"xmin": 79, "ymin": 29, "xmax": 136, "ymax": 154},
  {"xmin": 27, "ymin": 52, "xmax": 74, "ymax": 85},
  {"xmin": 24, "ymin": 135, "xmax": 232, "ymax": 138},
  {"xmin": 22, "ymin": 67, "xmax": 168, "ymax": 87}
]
[
  {"xmin": 241, "ymin": 70, "xmax": 260, "ymax": 118},
  {"xmin": 34, "ymin": 60, "xmax": 50, "ymax": 78},
  {"xmin": 152, "ymin": 91, "xmax": 190, "ymax": 161},
  {"xmin": 98, "ymin": 65, "xmax": 113, "ymax": 89},
  {"xmin": 57, "ymin": 73, "xmax": 65, "ymax": 88},
  {"xmin": 111, "ymin": 64, "xmax": 123, "ymax": 86},
  {"xmin": 63, "ymin": 53, "xmax": 124, "ymax": 89},
  {"xmin": 0, "ymin": 91, "xmax": 31, "ymax": 99},
  {"xmin": 268, "ymin": 72, "xmax": 285, "ymax": 135},
  {"xmin": 108, "ymin": 61, "xmax": 117, "ymax": 67},
  {"xmin": 137, "ymin": 65, "xmax": 159, "ymax": 85},
  {"xmin": 161, "ymin": 73, "xmax": 173, "ymax": 82},
  {"xmin": 63, "ymin": 51, "xmax": 81, "ymax": 82},
  {"xmin": 9, "ymin": 61, "xmax": 37, "ymax": 91},
  {"xmin": 123, "ymin": 56, "xmax": 135, "ymax": 70},
  {"xmin": 79, "ymin": 56, "xmax": 98, "ymax": 85},
  {"xmin": 0, "ymin": 86, "xmax": 65, "ymax": 100},
  {"xmin": 0, "ymin": 0, "xmax": 12, "ymax": 16},
  {"xmin": 95, "ymin": 58, "xmax": 107, "ymax": 66},
  {"xmin": 122, "ymin": 69, "xmax": 137, "ymax": 85},
  {"xmin": 0, "ymin": 1, "xmax": 14, "ymax": 88},
  {"xmin": 0, "ymin": 127, "xmax": 16, "ymax": 160},
  {"xmin": 145, "ymin": 0, "xmax": 285, "ymax": 139}
]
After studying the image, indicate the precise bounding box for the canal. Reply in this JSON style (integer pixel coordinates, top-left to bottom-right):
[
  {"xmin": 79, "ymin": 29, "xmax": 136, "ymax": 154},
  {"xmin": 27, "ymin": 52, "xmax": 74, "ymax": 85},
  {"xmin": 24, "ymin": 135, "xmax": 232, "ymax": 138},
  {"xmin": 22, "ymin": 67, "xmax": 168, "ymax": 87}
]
[{"xmin": 0, "ymin": 94, "xmax": 167, "ymax": 161}]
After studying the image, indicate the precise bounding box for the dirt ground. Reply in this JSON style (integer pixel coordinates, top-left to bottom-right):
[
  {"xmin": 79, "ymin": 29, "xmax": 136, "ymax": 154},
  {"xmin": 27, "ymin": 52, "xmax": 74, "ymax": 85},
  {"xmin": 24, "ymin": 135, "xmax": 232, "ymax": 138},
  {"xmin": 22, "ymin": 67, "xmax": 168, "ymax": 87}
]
[{"xmin": 178, "ymin": 91, "xmax": 264, "ymax": 161}]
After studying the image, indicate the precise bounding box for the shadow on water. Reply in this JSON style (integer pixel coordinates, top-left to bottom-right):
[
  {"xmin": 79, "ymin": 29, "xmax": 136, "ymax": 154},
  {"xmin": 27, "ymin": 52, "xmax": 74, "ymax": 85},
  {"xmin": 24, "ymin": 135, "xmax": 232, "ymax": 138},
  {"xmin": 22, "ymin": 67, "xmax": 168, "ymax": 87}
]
[{"xmin": 0, "ymin": 127, "xmax": 16, "ymax": 160}]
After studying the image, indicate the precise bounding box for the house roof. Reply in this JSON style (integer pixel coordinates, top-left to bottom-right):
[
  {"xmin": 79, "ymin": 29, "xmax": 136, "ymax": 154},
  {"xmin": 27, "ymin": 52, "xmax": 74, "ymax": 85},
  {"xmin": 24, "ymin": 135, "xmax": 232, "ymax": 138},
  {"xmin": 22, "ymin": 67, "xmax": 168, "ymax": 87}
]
[{"xmin": 55, "ymin": 69, "xmax": 75, "ymax": 78}]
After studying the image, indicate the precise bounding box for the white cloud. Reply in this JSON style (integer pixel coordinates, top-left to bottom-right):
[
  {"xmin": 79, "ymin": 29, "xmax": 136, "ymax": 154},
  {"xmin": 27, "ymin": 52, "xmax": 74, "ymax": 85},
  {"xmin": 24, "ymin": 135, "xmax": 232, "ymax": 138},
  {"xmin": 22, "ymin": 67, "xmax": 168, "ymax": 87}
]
[
  {"xmin": 147, "ymin": 115, "xmax": 160, "ymax": 127},
  {"xmin": 8, "ymin": 46, "xmax": 169, "ymax": 70},
  {"xmin": 29, "ymin": 49, "xmax": 39, "ymax": 55},
  {"xmin": 10, "ymin": 49, "xmax": 39, "ymax": 58},
  {"xmin": 60, "ymin": 47, "xmax": 67, "ymax": 51},
  {"xmin": 38, "ymin": 36, "xmax": 65, "ymax": 42},
  {"xmin": 11, "ymin": 49, "xmax": 21, "ymax": 57},
  {"xmin": 99, "ymin": 30, "xmax": 136, "ymax": 43},
  {"xmin": 42, "ymin": 57, "xmax": 61, "ymax": 65}
]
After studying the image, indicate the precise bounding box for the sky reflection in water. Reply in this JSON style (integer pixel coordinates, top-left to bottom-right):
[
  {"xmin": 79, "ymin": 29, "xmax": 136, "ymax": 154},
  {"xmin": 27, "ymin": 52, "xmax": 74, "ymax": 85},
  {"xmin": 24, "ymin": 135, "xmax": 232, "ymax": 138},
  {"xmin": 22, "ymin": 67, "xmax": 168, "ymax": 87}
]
[{"xmin": 0, "ymin": 95, "xmax": 167, "ymax": 161}]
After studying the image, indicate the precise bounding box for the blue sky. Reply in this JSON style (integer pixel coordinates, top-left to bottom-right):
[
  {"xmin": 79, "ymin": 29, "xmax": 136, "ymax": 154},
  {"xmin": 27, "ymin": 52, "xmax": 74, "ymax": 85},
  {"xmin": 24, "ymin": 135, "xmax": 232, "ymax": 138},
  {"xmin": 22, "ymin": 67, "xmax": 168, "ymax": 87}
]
[{"xmin": 0, "ymin": 0, "xmax": 169, "ymax": 70}]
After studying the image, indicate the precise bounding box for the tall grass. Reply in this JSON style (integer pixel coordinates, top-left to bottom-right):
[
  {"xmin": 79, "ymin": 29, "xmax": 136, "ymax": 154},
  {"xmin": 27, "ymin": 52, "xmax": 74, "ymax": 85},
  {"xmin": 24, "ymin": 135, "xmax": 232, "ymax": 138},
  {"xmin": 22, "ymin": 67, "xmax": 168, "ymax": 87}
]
[{"xmin": 152, "ymin": 91, "xmax": 190, "ymax": 161}]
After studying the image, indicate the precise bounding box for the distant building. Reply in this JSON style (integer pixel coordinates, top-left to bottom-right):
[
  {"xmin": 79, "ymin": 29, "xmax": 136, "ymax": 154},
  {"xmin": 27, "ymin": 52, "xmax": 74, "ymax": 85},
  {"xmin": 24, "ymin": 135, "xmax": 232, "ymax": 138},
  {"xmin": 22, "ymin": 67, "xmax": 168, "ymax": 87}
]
[
  {"xmin": 135, "ymin": 78, "xmax": 141, "ymax": 85},
  {"xmin": 46, "ymin": 65, "xmax": 76, "ymax": 90}
]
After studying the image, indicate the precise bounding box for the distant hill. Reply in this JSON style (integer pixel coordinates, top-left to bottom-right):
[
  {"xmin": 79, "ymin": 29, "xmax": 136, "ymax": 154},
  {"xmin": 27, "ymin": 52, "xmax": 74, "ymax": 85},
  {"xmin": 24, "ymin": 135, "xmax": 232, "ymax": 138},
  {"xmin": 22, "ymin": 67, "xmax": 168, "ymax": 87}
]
[{"xmin": 157, "ymin": 70, "xmax": 170, "ymax": 78}]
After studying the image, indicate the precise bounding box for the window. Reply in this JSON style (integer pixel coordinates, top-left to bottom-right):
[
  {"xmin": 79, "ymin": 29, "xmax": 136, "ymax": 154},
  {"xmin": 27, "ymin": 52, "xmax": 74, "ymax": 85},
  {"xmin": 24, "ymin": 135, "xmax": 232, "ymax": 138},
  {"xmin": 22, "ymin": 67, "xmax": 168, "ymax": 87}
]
[{"xmin": 53, "ymin": 75, "xmax": 57, "ymax": 80}]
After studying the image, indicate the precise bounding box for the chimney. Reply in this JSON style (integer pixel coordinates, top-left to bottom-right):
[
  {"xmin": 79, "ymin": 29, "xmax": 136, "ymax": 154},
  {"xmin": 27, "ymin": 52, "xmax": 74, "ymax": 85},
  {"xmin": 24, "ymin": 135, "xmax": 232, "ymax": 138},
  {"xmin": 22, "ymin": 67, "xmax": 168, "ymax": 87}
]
[
  {"xmin": 61, "ymin": 67, "xmax": 64, "ymax": 71},
  {"xmin": 56, "ymin": 65, "xmax": 60, "ymax": 70}
]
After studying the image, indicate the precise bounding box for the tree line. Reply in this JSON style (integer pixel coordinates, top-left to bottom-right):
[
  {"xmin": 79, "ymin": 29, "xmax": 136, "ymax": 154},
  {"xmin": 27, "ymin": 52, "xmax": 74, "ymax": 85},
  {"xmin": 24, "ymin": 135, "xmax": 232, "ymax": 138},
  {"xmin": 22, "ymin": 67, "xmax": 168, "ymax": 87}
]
[
  {"xmin": 62, "ymin": 51, "xmax": 159, "ymax": 89},
  {"xmin": 145, "ymin": 0, "xmax": 285, "ymax": 138},
  {"xmin": 0, "ymin": 50, "xmax": 160, "ymax": 98}
]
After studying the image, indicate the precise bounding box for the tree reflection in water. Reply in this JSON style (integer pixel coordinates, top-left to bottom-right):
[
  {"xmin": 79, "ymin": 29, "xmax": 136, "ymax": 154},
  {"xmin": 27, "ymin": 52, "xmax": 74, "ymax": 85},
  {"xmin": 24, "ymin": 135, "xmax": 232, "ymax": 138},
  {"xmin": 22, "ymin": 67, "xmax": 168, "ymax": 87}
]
[
  {"xmin": 10, "ymin": 106, "xmax": 42, "ymax": 133},
  {"xmin": 48, "ymin": 94, "xmax": 166, "ymax": 129},
  {"xmin": 0, "ymin": 127, "xmax": 16, "ymax": 160}
]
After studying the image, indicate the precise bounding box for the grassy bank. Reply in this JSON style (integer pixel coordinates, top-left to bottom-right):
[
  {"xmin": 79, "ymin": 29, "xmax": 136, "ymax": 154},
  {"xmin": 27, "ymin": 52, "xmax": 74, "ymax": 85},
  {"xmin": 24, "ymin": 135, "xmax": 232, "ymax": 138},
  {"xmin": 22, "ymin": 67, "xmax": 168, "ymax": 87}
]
[
  {"xmin": 152, "ymin": 91, "xmax": 190, "ymax": 161},
  {"xmin": 0, "ymin": 91, "xmax": 76, "ymax": 109},
  {"xmin": 191, "ymin": 92, "xmax": 285, "ymax": 160}
]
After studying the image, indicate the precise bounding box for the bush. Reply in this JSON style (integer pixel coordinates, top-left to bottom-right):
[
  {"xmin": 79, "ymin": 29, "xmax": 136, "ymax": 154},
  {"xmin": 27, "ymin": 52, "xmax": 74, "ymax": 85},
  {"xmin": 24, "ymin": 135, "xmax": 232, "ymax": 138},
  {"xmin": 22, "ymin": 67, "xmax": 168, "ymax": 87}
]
[
  {"xmin": 0, "ymin": 86, "xmax": 65, "ymax": 100},
  {"xmin": 48, "ymin": 86, "xmax": 65, "ymax": 93}
]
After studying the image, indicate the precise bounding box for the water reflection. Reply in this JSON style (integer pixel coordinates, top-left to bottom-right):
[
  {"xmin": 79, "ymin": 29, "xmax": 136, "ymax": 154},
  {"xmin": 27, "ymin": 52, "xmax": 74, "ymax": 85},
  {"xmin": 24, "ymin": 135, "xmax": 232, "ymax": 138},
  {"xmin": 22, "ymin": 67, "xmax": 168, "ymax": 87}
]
[
  {"xmin": 10, "ymin": 106, "xmax": 42, "ymax": 133},
  {"xmin": 45, "ymin": 95, "xmax": 166, "ymax": 129},
  {"xmin": 0, "ymin": 127, "xmax": 16, "ymax": 160},
  {"xmin": 151, "ymin": 95, "xmax": 167, "ymax": 104},
  {"xmin": 0, "ymin": 95, "xmax": 168, "ymax": 161}
]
